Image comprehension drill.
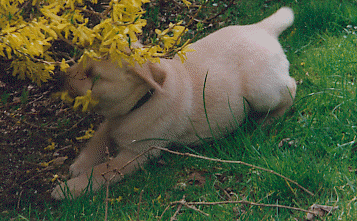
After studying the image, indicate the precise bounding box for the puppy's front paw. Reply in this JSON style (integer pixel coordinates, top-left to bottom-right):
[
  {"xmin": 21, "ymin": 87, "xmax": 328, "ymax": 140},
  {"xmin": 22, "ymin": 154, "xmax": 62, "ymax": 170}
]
[
  {"xmin": 51, "ymin": 181, "xmax": 74, "ymax": 200},
  {"xmin": 51, "ymin": 174, "xmax": 104, "ymax": 200},
  {"xmin": 69, "ymin": 161, "xmax": 90, "ymax": 178}
]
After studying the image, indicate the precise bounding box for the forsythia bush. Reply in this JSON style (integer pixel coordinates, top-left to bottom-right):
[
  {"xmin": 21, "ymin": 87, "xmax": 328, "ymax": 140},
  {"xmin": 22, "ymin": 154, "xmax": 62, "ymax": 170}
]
[{"xmin": 0, "ymin": 0, "xmax": 193, "ymax": 110}]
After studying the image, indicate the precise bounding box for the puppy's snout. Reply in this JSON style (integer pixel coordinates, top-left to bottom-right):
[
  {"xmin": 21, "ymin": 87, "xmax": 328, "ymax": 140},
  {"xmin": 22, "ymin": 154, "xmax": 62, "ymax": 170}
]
[
  {"xmin": 51, "ymin": 71, "xmax": 67, "ymax": 92},
  {"xmin": 55, "ymin": 70, "xmax": 78, "ymax": 97}
]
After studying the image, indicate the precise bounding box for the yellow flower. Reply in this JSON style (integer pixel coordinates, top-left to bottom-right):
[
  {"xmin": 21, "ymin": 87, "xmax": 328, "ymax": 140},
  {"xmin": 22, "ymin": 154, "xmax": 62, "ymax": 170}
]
[
  {"xmin": 44, "ymin": 142, "xmax": 56, "ymax": 151},
  {"xmin": 60, "ymin": 58, "xmax": 70, "ymax": 72},
  {"xmin": 0, "ymin": 0, "xmax": 192, "ymax": 90},
  {"xmin": 109, "ymin": 196, "xmax": 123, "ymax": 204},
  {"xmin": 76, "ymin": 124, "xmax": 95, "ymax": 140},
  {"xmin": 40, "ymin": 161, "xmax": 50, "ymax": 167},
  {"xmin": 177, "ymin": 42, "xmax": 195, "ymax": 63},
  {"xmin": 182, "ymin": 0, "xmax": 191, "ymax": 8},
  {"xmin": 73, "ymin": 90, "xmax": 99, "ymax": 112},
  {"xmin": 51, "ymin": 175, "xmax": 59, "ymax": 182}
]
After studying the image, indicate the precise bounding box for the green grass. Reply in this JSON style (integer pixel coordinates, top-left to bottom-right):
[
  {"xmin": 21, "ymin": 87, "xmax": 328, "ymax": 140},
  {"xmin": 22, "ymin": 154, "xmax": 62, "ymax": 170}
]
[{"xmin": 5, "ymin": 0, "xmax": 357, "ymax": 220}]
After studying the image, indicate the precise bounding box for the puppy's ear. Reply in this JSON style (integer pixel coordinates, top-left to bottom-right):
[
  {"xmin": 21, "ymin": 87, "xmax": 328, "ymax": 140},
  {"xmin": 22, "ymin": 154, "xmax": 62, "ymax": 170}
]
[{"xmin": 131, "ymin": 62, "xmax": 166, "ymax": 91}]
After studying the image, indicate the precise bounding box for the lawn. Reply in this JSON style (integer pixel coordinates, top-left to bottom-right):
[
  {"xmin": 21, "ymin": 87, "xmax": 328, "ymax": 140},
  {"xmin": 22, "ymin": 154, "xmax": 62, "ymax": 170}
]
[{"xmin": 2, "ymin": 0, "xmax": 357, "ymax": 220}]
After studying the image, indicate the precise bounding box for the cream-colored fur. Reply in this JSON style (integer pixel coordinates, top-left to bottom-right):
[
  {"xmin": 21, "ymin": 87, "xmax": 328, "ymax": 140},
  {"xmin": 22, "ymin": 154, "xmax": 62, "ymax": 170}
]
[{"xmin": 52, "ymin": 7, "xmax": 296, "ymax": 199}]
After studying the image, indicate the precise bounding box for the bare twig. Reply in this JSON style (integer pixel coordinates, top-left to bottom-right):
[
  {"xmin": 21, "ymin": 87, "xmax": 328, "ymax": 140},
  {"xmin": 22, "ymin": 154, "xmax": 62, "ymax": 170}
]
[
  {"xmin": 152, "ymin": 146, "xmax": 314, "ymax": 196},
  {"xmin": 101, "ymin": 146, "xmax": 155, "ymax": 178},
  {"xmin": 214, "ymin": 183, "xmax": 232, "ymax": 200},
  {"xmin": 16, "ymin": 190, "xmax": 23, "ymax": 210},
  {"xmin": 243, "ymin": 192, "xmax": 274, "ymax": 218},
  {"xmin": 159, "ymin": 198, "xmax": 318, "ymax": 220},
  {"xmin": 137, "ymin": 189, "xmax": 144, "ymax": 221},
  {"xmin": 100, "ymin": 2, "xmax": 112, "ymax": 17},
  {"xmin": 0, "ymin": 38, "xmax": 68, "ymax": 66},
  {"xmin": 154, "ymin": 0, "xmax": 237, "ymax": 60},
  {"xmin": 107, "ymin": 146, "xmax": 318, "ymax": 219},
  {"xmin": 81, "ymin": 8, "xmax": 105, "ymax": 20},
  {"xmin": 170, "ymin": 200, "xmax": 184, "ymax": 221},
  {"xmin": 201, "ymin": 0, "xmax": 235, "ymax": 24},
  {"xmin": 347, "ymin": 196, "xmax": 357, "ymax": 216},
  {"xmin": 187, "ymin": 200, "xmax": 314, "ymax": 213},
  {"xmin": 101, "ymin": 147, "xmax": 155, "ymax": 221},
  {"xmin": 104, "ymin": 178, "xmax": 109, "ymax": 221},
  {"xmin": 104, "ymin": 146, "xmax": 110, "ymax": 221},
  {"xmin": 160, "ymin": 195, "xmax": 209, "ymax": 220},
  {"xmin": 171, "ymin": 0, "xmax": 190, "ymax": 9},
  {"xmin": 55, "ymin": 114, "xmax": 90, "ymax": 137},
  {"xmin": 153, "ymin": 1, "xmax": 208, "ymax": 59},
  {"xmin": 182, "ymin": 203, "xmax": 210, "ymax": 217},
  {"xmin": 328, "ymin": 186, "xmax": 339, "ymax": 217}
]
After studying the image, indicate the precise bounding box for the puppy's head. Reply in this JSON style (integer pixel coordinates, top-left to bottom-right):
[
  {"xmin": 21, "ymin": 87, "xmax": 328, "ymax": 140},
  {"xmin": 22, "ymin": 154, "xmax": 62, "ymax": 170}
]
[{"xmin": 65, "ymin": 58, "xmax": 166, "ymax": 117}]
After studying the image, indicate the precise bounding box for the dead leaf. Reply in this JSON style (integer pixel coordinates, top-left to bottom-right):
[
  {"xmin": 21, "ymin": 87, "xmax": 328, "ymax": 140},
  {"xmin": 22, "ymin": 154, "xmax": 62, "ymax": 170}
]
[
  {"xmin": 157, "ymin": 159, "xmax": 167, "ymax": 166},
  {"xmin": 278, "ymin": 138, "xmax": 297, "ymax": 148},
  {"xmin": 348, "ymin": 166, "xmax": 357, "ymax": 173},
  {"xmin": 51, "ymin": 156, "xmax": 68, "ymax": 166},
  {"xmin": 188, "ymin": 171, "xmax": 206, "ymax": 186},
  {"xmin": 306, "ymin": 204, "xmax": 338, "ymax": 220}
]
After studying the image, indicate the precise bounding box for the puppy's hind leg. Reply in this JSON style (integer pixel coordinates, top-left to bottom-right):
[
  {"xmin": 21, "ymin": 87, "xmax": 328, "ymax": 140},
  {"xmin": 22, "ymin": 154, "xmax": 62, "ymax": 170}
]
[
  {"xmin": 259, "ymin": 80, "xmax": 297, "ymax": 125},
  {"xmin": 69, "ymin": 120, "xmax": 113, "ymax": 177}
]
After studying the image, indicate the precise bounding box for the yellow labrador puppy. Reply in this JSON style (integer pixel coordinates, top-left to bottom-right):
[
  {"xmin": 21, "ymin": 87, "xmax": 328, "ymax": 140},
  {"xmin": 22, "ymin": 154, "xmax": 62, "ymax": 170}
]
[{"xmin": 52, "ymin": 7, "xmax": 296, "ymax": 199}]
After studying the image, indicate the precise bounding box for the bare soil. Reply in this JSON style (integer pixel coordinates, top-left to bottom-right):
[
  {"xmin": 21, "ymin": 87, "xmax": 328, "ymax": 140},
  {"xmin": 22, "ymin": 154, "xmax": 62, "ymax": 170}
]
[{"xmin": 0, "ymin": 63, "xmax": 103, "ymax": 210}]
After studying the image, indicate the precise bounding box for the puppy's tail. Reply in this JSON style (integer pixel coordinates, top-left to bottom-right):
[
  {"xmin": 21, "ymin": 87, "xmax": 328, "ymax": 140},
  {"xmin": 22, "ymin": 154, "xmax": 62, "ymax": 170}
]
[{"xmin": 257, "ymin": 7, "xmax": 294, "ymax": 37}]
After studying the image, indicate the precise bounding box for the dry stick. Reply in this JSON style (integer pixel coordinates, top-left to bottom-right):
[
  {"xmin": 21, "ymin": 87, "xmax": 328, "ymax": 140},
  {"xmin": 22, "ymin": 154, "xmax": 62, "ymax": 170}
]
[
  {"xmin": 102, "ymin": 146, "xmax": 156, "ymax": 178},
  {"xmin": 104, "ymin": 178, "xmax": 109, "ymax": 221},
  {"xmin": 160, "ymin": 200, "xmax": 176, "ymax": 220},
  {"xmin": 101, "ymin": 148, "xmax": 155, "ymax": 220},
  {"xmin": 243, "ymin": 191, "xmax": 274, "ymax": 219},
  {"xmin": 347, "ymin": 196, "xmax": 357, "ymax": 216},
  {"xmin": 104, "ymin": 146, "xmax": 111, "ymax": 221},
  {"xmin": 160, "ymin": 195, "xmax": 209, "ymax": 221},
  {"xmin": 328, "ymin": 186, "xmax": 340, "ymax": 217},
  {"xmin": 16, "ymin": 190, "xmax": 24, "ymax": 210},
  {"xmin": 103, "ymin": 147, "xmax": 316, "ymax": 219},
  {"xmin": 152, "ymin": 146, "xmax": 314, "ymax": 196},
  {"xmin": 101, "ymin": 147, "xmax": 153, "ymax": 219},
  {"xmin": 214, "ymin": 183, "xmax": 232, "ymax": 200},
  {"xmin": 182, "ymin": 203, "xmax": 210, "ymax": 217},
  {"xmin": 170, "ymin": 196, "xmax": 185, "ymax": 221},
  {"xmin": 137, "ymin": 191, "xmax": 144, "ymax": 220},
  {"xmin": 101, "ymin": 146, "xmax": 315, "ymax": 218},
  {"xmin": 0, "ymin": 39, "xmax": 66, "ymax": 66},
  {"xmin": 160, "ymin": 199, "xmax": 318, "ymax": 220},
  {"xmin": 187, "ymin": 200, "xmax": 314, "ymax": 214},
  {"xmin": 170, "ymin": 203, "xmax": 183, "ymax": 221},
  {"xmin": 154, "ymin": 1, "xmax": 208, "ymax": 59},
  {"xmin": 102, "ymin": 147, "xmax": 126, "ymax": 220},
  {"xmin": 55, "ymin": 115, "xmax": 89, "ymax": 138},
  {"xmin": 155, "ymin": 146, "xmax": 317, "ymax": 220},
  {"xmin": 137, "ymin": 190, "xmax": 144, "ymax": 221},
  {"xmin": 200, "ymin": 0, "xmax": 235, "ymax": 23},
  {"xmin": 173, "ymin": 0, "xmax": 235, "ymax": 53}
]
